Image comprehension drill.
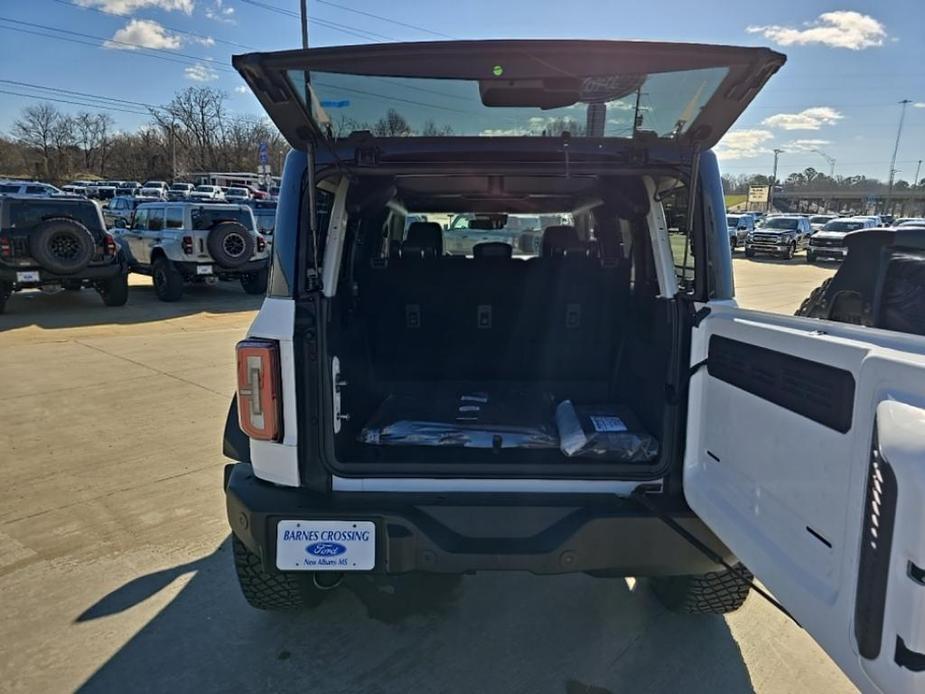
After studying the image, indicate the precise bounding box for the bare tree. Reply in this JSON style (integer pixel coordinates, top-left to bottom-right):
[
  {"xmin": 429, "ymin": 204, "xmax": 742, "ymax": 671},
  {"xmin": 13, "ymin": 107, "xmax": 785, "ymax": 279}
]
[
  {"xmin": 12, "ymin": 103, "xmax": 60, "ymax": 178},
  {"xmin": 74, "ymin": 112, "xmax": 115, "ymax": 175},
  {"xmin": 373, "ymin": 109, "xmax": 412, "ymax": 137}
]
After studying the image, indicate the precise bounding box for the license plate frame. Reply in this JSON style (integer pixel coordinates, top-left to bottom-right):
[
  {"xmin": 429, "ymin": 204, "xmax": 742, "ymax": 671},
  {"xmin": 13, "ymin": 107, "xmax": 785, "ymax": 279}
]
[
  {"xmin": 196, "ymin": 265, "xmax": 213, "ymax": 275},
  {"xmin": 16, "ymin": 271, "xmax": 40, "ymax": 282},
  {"xmin": 276, "ymin": 520, "xmax": 376, "ymax": 571}
]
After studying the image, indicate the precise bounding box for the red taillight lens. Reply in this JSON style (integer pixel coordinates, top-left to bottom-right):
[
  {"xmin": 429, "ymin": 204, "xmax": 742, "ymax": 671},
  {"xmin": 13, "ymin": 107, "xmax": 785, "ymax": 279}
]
[
  {"xmin": 236, "ymin": 339, "xmax": 282, "ymax": 441},
  {"xmin": 0, "ymin": 236, "xmax": 11, "ymax": 258},
  {"xmin": 256, "ymin": 235, "xmax": 266, "ymax": 253},
  {"xmin": 181, "ymin": 236, "xmax": 194, "ymax": 255},
  {"xmin": 102, "ymin": 232, "xmax": 117, "ymax": 256}
]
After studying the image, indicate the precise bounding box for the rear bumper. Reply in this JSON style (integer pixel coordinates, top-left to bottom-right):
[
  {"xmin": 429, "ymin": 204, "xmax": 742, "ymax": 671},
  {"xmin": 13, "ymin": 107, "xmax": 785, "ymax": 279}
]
[
  {"xmin": 225, "ymin": 462, "xmax": 735, "ymax": 577},
  {"xmin": 0, "ymin": 260, "xmax": 125, "ymax": 286},
  {"xmin": 173, "ymin": 259, "xmax": 268, "ymax": 277}
]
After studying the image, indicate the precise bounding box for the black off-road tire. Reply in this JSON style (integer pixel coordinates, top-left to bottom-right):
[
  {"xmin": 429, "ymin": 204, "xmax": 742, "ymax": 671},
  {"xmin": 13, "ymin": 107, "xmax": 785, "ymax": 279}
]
[
  {"xmin": 0, "ymin": 282, "xmax": 11, "ymax": 314},
  {"xmin": 29, "ymin": 218, "xmax": 96, "ymax": 275},
  {"xmin": 795, "ymin": 277, "xmax": 833, "ymax": 319},
  {"xmin": 207, "ymin": 222, "xmax": 255, "ymax": 269},
  {"xmin": 98, "ymin": 273, "xmax": 129, "ymax": 307},
  {"xmin": 152, "ymin": 257, "xmax": 184, "ymax": 302},
  {"xmin": 649, "ymin": 565, "xmax": 752, "ymax": 615},
  {"xmin": 232, "ymin": 535, "xmax": 324, "ymax": 611},
  {"xmin": 240, "ymin": 267, "xmax": 269, "ymax": 295}
]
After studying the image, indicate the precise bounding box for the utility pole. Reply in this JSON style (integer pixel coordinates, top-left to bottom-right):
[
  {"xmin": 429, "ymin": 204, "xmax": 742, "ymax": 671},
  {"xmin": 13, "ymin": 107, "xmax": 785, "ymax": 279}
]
[
  {"xmin": 886, "ymin": 99, "xmax": 912, "ymax": 214},
  {"xmin": 170, "ymin": 122, "xmax": 177, "ymax": 181},
  {"xmin": 915, "ymin": 159, "xmax": 923, "ymax": 189},
  {"xmin": 300, "ymin": 0, "xmax": 309, "ymax": 48},
  {"xmin": 768, "ymin": 148, "xmax": 783, "ymax": 213}
]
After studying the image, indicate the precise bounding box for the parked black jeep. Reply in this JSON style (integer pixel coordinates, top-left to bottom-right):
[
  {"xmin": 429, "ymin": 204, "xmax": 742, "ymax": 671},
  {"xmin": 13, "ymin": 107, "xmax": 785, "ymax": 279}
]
[{"xmin": 0, "ymin": 196, "xmax": 129, "ymax": 313}]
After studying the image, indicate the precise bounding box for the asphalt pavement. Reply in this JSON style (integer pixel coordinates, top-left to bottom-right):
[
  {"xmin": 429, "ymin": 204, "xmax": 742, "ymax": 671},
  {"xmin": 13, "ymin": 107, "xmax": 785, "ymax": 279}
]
[{"xmin": 0, "ymin": 259, "xmax": 856, "ymax": 694}]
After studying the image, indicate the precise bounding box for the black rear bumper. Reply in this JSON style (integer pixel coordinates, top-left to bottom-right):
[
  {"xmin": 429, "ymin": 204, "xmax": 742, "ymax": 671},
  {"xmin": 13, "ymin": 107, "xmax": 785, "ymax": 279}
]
[{"xmin": 225, "ymin": 462, "xmax": 735, "ymax": 577}]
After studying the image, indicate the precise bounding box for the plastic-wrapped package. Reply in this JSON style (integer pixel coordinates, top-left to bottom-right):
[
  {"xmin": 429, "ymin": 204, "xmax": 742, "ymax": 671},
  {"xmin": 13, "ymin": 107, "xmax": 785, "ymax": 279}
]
[
  {"xmin": 359, "ymin": 389, "xmax": 559, "ymax": 449},
  {"xmin": 555, "ymin": 400, "xmax": 659, "ymax": 462}
]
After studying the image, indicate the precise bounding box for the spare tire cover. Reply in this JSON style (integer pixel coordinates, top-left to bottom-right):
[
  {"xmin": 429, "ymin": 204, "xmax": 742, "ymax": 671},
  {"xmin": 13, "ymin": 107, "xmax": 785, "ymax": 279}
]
[
  {"xmin": 29, "ymin": 218, "xmax": 96, "ymax": 275},
  {"xmin": 207, "ymin": 222, "xmax": 255, "ymax": 269}
]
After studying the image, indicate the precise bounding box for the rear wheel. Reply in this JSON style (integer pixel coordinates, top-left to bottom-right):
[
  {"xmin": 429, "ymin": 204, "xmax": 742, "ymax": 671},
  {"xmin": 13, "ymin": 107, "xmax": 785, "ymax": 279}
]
[
  {"xmin": 232, "ymin": 535, "xmax": 325, "ymax": 611},
  {"xmin": 649, "ymin": 565, "xmax": 752, "ymax": 615},
  {"xmin": 152, "ymin": 257, "xmax": 184, "ymax": 302},
  {"xmin": 240, "ymin": 267, "xmax": 268, "ymax": 295},
  {"xmin": 98, "ymin": 273, "xmax": 129, "ymax": 307},
  {"xmin": 0, "ymin": 282, "xmax": 11, "ymax": 314}
]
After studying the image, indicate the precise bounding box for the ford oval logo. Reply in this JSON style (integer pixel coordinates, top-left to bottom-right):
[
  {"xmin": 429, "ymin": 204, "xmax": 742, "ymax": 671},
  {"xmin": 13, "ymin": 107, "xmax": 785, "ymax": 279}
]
[{"xmin": 306, "ymin": 542, "xmax": 347, "ymax": 557}]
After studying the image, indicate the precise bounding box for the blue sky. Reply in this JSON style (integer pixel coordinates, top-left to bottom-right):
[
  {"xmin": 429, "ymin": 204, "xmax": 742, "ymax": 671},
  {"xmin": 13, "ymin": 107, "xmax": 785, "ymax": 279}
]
[{"xmin": 1, "ymin": 0, "xmax": 923, "ymax": 181}]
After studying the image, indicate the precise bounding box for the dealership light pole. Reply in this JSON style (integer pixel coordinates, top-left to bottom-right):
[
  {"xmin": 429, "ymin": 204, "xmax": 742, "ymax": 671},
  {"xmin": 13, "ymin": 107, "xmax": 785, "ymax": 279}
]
[
  {"xmin": 300, "ymin": 0, "xmax": 309, "ymax": 48},
  {"xmin": 886, "ymin": 99, "xmax": 912, "ymax": 214},
  {"xmin": 767, "ymin": 148, "xmax": 783, "ymax": 213}
]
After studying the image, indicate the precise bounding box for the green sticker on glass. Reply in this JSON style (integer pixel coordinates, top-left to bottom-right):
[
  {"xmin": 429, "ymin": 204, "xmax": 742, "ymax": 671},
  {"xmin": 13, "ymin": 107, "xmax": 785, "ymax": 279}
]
[{"xmin": 492, "ymin": 65, "xmax": 504, "ymax": 77}]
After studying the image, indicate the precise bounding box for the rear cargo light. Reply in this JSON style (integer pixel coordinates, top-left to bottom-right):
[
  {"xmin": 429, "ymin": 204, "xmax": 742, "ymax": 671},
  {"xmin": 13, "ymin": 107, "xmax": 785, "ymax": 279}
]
[
  {"xmin": 236, "ymin": 339, "xmax": 282, "ymax": 441},
  {"xmin": 102, "ymin": 232, "xmax": 118, "ymax": 256},
  {"xmin": 256, "ymin": 235, "xmax": 266, "ymax": 253},
  {"xmin": 0, "ymin": 236, "xmax": 11, "ymax": 258},
  {"xmin": 181, "ymin": 236, "xmax": 194, "ymax": 255}
]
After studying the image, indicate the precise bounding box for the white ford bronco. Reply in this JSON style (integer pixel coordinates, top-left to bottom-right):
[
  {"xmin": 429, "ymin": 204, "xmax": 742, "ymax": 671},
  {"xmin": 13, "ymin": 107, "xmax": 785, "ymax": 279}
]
[
  {"xmin": 222, "ymin": 40, "xmax": 925, "ymax": 693},
  {"xmin": 116, "ymin": 201, "xmax": 270, "ymax": 301}
]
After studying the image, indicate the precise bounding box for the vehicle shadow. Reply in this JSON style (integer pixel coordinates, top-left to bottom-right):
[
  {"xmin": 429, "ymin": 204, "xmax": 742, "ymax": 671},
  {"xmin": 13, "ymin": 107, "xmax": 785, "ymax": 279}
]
[
  {"xmin": 2, "ymin": 281, "xmax": 261, "ymax": 331},
  {"xmin": 734, "ymin": 253, "xmax": 809, "ymax": 267},
  {"xmin": 75, "ymin": 537, "xmax": 755, "ymax": 694}
]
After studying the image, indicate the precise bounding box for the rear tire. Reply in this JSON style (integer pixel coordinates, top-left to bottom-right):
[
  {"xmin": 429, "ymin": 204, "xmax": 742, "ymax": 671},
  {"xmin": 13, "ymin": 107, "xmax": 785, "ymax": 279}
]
[
  {"xmin": 152, "ymin": 257, "xmax": 184, "ymax": 302},
  {"xmin": 649, "ymin": 565, "xmax": 752, "ymax": 615},
  {"xmin": 240, "ymin": 267, "xmax": 268, "ymax": 295},
  {"xmin": 0, "ymin": 282, "xmax": 11, "ymax": 314},
  {"xmin": 232, "ymin": 535, "xmax": 325, "ymax": 611},
  {"xmin": 99, "ymin": 273, "xmax": 129, "ymax": 307}
]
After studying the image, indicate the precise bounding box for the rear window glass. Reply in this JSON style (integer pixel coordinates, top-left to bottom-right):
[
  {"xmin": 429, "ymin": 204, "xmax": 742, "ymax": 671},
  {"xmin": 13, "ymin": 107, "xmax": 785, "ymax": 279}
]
[
  {"xmin": 441, "ymin": 213, "xmax": 570, "ymax": 257},
  {"xmin": 0, "ymin": 184, "xmax": 19, "ymax": 193},
  {"xmin": 823, "ymin": 220, "xmax": 865, "ymax": 232},
  {"xmin": 253, "ymin": 208, "xmax": 276, "ymax": 234},
  {"xmin": 291, "ymin": 66, "xmax": 729, "ymax": 139},
  {"xmin": 9, "ymin": 200, "xmax": 101, "ymax": 231},
  {"xmin": 191, "ymin": 207, "xmax": 254, "ymax": 230}
]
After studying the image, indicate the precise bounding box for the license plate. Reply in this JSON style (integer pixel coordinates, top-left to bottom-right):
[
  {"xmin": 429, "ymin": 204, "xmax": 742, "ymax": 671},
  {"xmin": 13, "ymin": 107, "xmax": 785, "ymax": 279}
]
[
  {"xmin": 16, "ymin": 271, "xmax": 40, "ymax": 282},
  {"xmin": 276, "ymin": 520, "xmax": 376, "ymax": 571},
  {"xmin": 196, "ymin": 265, "xmax": 213, "ymax": 275}
]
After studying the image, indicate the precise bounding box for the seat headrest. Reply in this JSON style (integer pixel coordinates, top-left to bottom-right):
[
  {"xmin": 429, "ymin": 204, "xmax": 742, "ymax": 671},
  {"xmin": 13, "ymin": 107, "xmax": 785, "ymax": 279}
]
[
  {"xmin": 404, "ymin": 221, "xmax": 443, "ymax": 256},
  {"xmin": 542, "ymin": 225, "xmax": 583, "ymax": 257},
  {"xmin": 473, "ymin": 242, "xmax": 513, "ymax": 259}
]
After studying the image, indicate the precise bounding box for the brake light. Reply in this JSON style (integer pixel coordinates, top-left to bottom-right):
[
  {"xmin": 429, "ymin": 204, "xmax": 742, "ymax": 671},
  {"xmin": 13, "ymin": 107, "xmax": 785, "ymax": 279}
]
[
  {"xmin": 0, "ymin": 236, "xmax": 11, "ymax": 258},
  {"xmin": 256, "ymin": 234, "xmax": 266, "ymax": 253},
  {"xmin": 102, "ymin": 232, "xmax": 118, "ymax": 256},
  {"xmin": 181, "ymin": 236, "xmax": 194, "ymax": 255},
  {"xmin": 236, "ymin": 339, "xmax": 282, "ymax": 441}
]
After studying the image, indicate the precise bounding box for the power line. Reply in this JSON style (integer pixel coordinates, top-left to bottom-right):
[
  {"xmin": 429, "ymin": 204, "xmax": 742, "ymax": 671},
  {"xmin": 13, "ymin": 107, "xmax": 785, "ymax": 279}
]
[
  {"xmin": 0, "ymin": 79, "xmax": 162, "ymax": 111},
  {"xmin": 49, "ymin": 0, "xmax": 260, "ymax": 51},
  {"xmin": 314, "ymin": 0, "xmax": 454, "ymax": 39},
  {"xmin": 232, "ymin": 0, "xmax": 396, "ymax": 41},
  {"xmin": 0, "ymin": 17, "xmax": 235, "ymax": 72},
  {"xmin": 0, "ymin": 88, "xmax": 150, "ymax": 116}
]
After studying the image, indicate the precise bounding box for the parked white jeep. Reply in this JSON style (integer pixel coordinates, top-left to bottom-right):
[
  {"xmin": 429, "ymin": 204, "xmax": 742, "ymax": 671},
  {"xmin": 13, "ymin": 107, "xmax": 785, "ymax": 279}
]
[{"xmin": 115, "ymin": 201, "xmax": 270, "ymax": 301}]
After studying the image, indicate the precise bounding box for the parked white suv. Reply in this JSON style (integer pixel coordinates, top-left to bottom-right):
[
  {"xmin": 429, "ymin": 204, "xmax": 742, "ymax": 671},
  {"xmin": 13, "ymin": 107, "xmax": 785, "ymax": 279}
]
[
  {"xmin": 189, "ymin": 185, "xmax": 225, "ymax": 202},
  {"xmin": 115, "ymin": 201, "xmax": 270, "ymax": 300}
]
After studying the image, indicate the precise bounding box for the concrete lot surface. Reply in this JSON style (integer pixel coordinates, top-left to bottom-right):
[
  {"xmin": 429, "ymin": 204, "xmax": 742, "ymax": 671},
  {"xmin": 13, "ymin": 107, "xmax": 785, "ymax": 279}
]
[{"xmin": 0, "ymin": 260, "xmax": 856, "ymax": 694}]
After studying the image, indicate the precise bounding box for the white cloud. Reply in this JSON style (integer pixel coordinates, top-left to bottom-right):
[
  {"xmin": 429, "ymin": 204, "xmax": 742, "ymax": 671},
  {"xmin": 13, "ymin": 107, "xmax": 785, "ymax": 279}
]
[
  {"xmin": 746, "ymin": 11, "xmax": 887, "ymax": 50},
  {"xmin": 75, "ymin": 0, "xmax": 193, "ymax": 16},
  {"xmin": 761, "ymin": 107, "xmax": 843, "ymax": 130},
  {"xmin": 715, "ymin": 129, "xmax": 774, "ymax": 160},
  {"xmin": 782, "ymin": 139, "xmax": 831, "ymax": 153},
  {"xmin": 205, "ymin": 0, "xmax": 235, "ymax": 23},
  {"xmin": 915, "ymin": 102, "xmax": 925, "ymax": 109},
  {"xmin": 190, "ymin": 35, "xmax": 215, "ymax": 47},
  {"xmin": 234, "ymin": 85, "xmax": 248, "ymax": 94},
  {"xmin": 104, "ymin": 19, "xmax": 181, "ymax": 50},
  {"xmin": 184, "ymin": 62, "xmax": 219, "ymax": 81}
]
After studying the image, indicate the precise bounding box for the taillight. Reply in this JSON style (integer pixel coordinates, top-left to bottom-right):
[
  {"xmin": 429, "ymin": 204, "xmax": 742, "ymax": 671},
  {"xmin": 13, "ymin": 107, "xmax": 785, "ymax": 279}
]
[
  {"xmin": 0, "ymin": 236, "xmax": 11, "ymax": 258},
  {"xmin": 236, "ymin": 339, "xmax": 282, "ymax": 441},
  {"xmin": 256, "ymin": 235, "xmax": 266, "ymax": 253},
  {"xmin": 102, "ymin": 232, "xmax": 118, "ymax": 256},
  {"xmin": 181, "ymin": 236, "xmax": 194, "ymax": 255}
]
